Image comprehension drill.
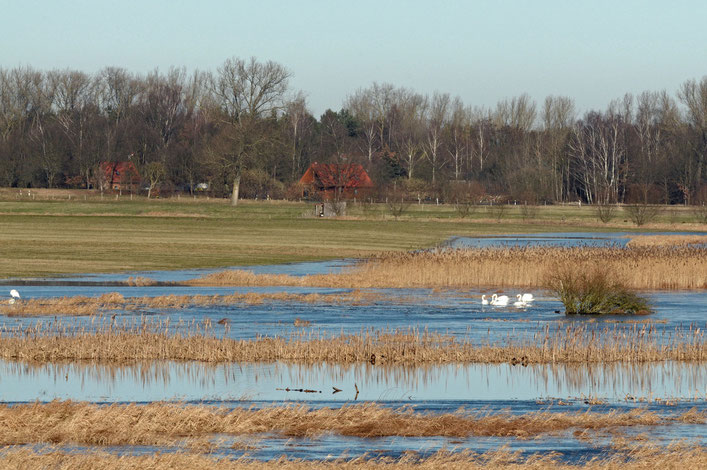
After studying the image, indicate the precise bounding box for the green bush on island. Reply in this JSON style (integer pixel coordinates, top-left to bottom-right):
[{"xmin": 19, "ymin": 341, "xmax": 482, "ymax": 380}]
[{"xmin": 546, "ymin": 266, "xmax": 651, "ymax": 315}]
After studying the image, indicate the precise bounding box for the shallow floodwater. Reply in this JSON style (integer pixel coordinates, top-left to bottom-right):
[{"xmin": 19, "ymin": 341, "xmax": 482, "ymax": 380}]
[
  {"xmin": 1, "ymin": 359, "xmax": 704, "ymax": 404},
  {"xmin": 0, "ymin": 233, "xmax": 705, "ymax": 461},
  {"xmin": 444, "ymin": 231, "xmax": 707, "ymax": 248}
]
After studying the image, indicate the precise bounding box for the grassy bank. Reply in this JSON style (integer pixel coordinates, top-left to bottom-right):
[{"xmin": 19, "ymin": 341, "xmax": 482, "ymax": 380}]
[{"xmin": 2, "ymin": 191, "xmax": 705, "ymax": 278}]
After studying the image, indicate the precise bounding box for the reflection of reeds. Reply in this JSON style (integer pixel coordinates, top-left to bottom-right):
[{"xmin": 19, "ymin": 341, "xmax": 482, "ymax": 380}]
[
  {"xmin": 0, "ymin": 401, "xmax": 701, "ymax": 446},
  {"xmin": 0, "ymin": 290, "xmax": 378, "ymax": 316},
  {"xmin": 0, "ymin": 322, "xmax": 703, "ymax": 364},
  {"xmin": 186, "ymin": 245, "xmax": 707, "ymax": 290}
]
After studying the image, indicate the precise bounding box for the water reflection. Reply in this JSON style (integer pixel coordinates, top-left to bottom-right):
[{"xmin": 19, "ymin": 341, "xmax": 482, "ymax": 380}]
[{"xmin": 1, "ymin": 360, "xmax": 704, "ymax": 404}]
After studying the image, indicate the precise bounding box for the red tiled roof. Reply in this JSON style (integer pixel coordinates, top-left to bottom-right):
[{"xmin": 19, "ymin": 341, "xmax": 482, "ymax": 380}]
[
  {"xmin": 101, "ymin": 161, "xmax": 140, "ymax": 184},
  {"xmin": 299, "ymin": 163, "xmax": 373, "ymax": 190}
]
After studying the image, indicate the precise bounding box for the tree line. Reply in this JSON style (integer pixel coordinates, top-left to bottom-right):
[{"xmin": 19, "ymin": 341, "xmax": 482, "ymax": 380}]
[{"xmin": 1, "ymin": 57, "xmax": 705, "ymax": 205}]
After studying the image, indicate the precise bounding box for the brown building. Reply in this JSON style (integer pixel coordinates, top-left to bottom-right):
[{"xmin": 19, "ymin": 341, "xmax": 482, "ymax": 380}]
[{"xmin": 100, "ymin": 161, "xmax": 140, "ymax": 192}]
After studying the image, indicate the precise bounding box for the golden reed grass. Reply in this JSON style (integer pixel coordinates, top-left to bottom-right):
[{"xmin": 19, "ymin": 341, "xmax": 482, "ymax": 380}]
[
  {"xmin": 1, "ymin": 446, "xmax": 705, "ymax": 470},
  {"xmin": 0, "ymin": 321, "xmax": 703, "ymax": 364},
  {"xmin": 0, "ymin": 290, "xmax": 378, "ymax": 316},
  {"xmin": 627, "ymin": 234, "xmax": 707, "ymax": 247},
  {"xmin": 0, "ymin": 401, "xmax": 701, "ymax": 446},
  {"xmin": 186, "ymin": 245, "xmax": 707, "ymax": 290}
]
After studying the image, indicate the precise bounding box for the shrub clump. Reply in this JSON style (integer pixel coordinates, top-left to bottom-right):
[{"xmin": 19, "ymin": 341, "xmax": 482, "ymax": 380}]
[{"xmin": 546, "ymin": 267, "xmax": 651, "ymax": 315}]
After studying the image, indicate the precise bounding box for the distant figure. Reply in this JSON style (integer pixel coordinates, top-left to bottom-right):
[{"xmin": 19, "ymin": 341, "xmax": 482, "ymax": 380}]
[
  {"xmin": 9, "ymin": 289, "xmax": 20, "ymax": 305},
  {"xmin": 491, "ymin": 294, "xmax": 509, "ymax": 306},
  {"xmin": 521, "ymin": 293, "xmax": 534, "ymax": 302},
  {"xmin": 481, "ymin": 295, "xmax": 489, "ymax": 305}
]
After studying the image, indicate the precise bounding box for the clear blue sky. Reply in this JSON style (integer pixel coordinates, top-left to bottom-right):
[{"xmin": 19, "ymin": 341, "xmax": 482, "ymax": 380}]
[{"xmin": 2, "ymin": 0, "xmax": 705, "ymax": 117}]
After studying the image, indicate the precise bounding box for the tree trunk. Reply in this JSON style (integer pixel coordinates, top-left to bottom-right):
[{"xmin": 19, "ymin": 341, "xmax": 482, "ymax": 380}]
[{"xmin": 231, "ymin": 174, "xmax": 241, "ymax": 206}]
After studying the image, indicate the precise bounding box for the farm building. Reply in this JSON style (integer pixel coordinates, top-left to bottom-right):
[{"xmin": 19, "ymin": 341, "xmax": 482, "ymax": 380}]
[
  {"xmin": 298, "ymin": 162, "xmax": 374, "ymax": 199},
  {"xmin": 100, "ymin": 161, "xmax": 140, "ymax": 192}
]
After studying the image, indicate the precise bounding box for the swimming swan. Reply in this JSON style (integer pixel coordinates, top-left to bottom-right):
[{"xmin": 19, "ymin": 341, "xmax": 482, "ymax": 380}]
[
  {"xmin": 491, "ymin": 294, "xmax": 509, "ymax": 306},
  {"xmin": 481, "ymin": 295, "xmax": 489, "ymax": 305},
  {"xmin": 514, "ymin": 294, "xmax": 527, "ymax": 308},
  {"xmin": 9, "ymin": 289, "xmax": 20, "ymax": 305},
  {"xmin": 521, "ymin": 293, "xmax": 534, "ymax": 302}
]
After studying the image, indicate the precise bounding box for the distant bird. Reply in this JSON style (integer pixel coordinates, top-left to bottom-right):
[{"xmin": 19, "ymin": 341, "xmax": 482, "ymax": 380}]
[
  {"xmin": 514, "ymin": 295, "xmax": 528, "ymax": 308},
  {"xmin": 521, "ymin": 293, "xmax": 534, "ymax": 302},
  {"xmin": 9, "ymin": 289, "xmax": 20, "ymax": 305},
  {"xmin": 491, "ymin": 294, "xmax": 509, "ymax": 306},
  {"xmin": 481, "ymin": 295, "xmax": 489, "ymax": 305}
]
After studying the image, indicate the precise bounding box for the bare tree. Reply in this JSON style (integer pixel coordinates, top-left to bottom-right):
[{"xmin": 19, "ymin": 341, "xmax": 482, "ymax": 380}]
[
  {"xmin": 50, "ymin": 69, "xmax": 100, "ymax": 188},
  {"xmin": 424, "ymin": 92, "xmax": 450, "ymax": 184},
  {"xmin": 443, "ymin": 97, "xmax": 468, "ymax": 181},
  {"xmin": 494, "ymin": 93, "xmax": 537, "ymax": 131},
  {"xmin": 392, "ymin": 90, "xmax": 426, "ymax": 180},
  {"xmin": 345, "ymin": 88, "xmax": 378, "ymax": 162},
  {"xmin": 542, "ymin": 95, "xmax": 575, "ymax": 201},
  {"xmin": 468, "ymin": 107, "xmax": 492, "ymax": 173},
  {"xmin": 210, "ymin": 56, "xmax": 291, "ymax": 205},
  {"xmin": 678, "ymin": 78, "xmax": 707, "ymax": 196},
  {"xmin": 284, "ymin": 92, "xmax": 311, "ymax": 180}
]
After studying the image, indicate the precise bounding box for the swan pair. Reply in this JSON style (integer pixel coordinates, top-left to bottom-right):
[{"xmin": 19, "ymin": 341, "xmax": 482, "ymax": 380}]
[
  {"xmin": 8, "ymin": 289, "xmax": 20, "ymax": 305},
  {"xmin": 481, "ymin": 294, "xmax": 510, "ymax": 306},
  {"xmin": 482, "ymin": 292, "xmax": 534, "ymax": 307},
  {"xmin": 513, "ymin": 293, "xmax": 535, "ymax": 308}
]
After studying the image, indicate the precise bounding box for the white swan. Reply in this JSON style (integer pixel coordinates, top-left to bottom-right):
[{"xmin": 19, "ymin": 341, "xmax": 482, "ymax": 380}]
[
  {"xmin": 514, "ymin": 294, "xmax": 527, "ymax": 308},
  {"xmin": 491, "ymin": 294, "xmax": 509, "ymax": 306},
  {"xmin": 9, "ymin": 289, "xmax": 20, "ymax": 305},
  {"xmin": 521, "ymin": 293, "xmax": 534, "ymax": 302},
  {"xmin": 481, "ymin": 294, "xmax": 489, "ymax": 305}
]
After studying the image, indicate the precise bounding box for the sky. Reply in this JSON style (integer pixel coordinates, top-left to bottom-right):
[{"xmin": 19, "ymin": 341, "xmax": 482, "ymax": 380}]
[{"xmin": 1, "ymin": 0, "xmax": 706, "ymax": 117}]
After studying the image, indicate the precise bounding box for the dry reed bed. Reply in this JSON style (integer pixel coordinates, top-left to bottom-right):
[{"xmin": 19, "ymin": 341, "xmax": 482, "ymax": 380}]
[
  {"xmin": 627, "ymin": 234, "xmax": 707, "ymax": 247},
  {"xmin": 0, "ymin": 401, "xmax": 702, "ymax": 446},
  {"xmin": 0, "ymin": 321, "xmax": 703, "ymax": 364},
  {"xmin": 186, "ymin": 245, "xmax": 707, "ymax": 290},
  {"xmin": 0, "ymin": 290, "xmax": 379, "ymax": 316},
  {"xmin": 1, "ymin": 446, "xmax": 705, "ymax": 470}
]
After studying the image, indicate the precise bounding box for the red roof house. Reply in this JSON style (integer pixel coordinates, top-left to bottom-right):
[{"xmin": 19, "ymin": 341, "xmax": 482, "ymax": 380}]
[
  {"xmin": 299, "ymin": 162, "xmax": 374, "ymax": 199},
  {"xmin": 100, "ymin": 161, "xmax": 140, "ymax": 191}
]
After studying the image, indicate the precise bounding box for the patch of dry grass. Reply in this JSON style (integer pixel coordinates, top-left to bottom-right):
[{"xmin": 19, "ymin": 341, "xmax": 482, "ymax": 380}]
[
  {"xmin": 0, "ymin": 290, "xmax": 379, "ymax": 316},
  {"xmin": 627, "ymin": 234, "xmax": 707, "ymax": 247},
  {"xmin": 186, "ymin": 245, "xmax": 707, "ymax": 290},
  {"xmin": 0, "ymin": 401, "xmax": 701, "ymax": 446},
  {"xmin": 0, "ymin": 446, "xmax": 705, "ymax": 470},
  {"xmin": 0, "ymin": 321, "xmax": 703, "ymax": 364}
]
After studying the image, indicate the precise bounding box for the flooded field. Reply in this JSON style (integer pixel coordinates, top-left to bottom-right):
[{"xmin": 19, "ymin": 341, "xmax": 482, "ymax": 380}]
[{"xmin": 0, "ymin": 233, "xmax": 705, "ymax": 463}]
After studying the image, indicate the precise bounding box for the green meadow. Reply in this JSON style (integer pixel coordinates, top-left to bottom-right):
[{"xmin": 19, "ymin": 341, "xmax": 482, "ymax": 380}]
[{"xmin": 0, "ymin": 190, "xmax": 703, "ymax": 278}]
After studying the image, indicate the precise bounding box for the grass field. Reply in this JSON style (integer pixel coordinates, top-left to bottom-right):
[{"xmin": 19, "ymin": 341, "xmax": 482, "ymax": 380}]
[{"xmin": 1, "ymin": 189, "xmax": 705, "ymax": 278}]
